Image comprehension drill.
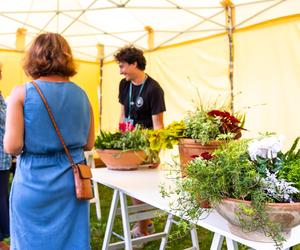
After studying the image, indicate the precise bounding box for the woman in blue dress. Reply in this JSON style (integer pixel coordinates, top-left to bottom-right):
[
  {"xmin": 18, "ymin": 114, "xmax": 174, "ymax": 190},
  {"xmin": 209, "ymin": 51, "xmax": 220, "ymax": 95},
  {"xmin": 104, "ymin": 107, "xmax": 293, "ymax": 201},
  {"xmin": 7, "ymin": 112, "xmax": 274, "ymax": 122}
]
[{"xmin": 4, "ymin": 33, "xmax": 95, "ymax": 250}]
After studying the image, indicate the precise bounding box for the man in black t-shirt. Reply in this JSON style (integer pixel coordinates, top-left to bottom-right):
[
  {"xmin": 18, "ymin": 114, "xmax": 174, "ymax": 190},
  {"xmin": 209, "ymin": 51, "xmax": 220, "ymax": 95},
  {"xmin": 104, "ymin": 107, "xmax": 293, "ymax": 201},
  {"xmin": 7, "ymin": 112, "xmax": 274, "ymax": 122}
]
[
  {"xmin": 115, "ymin": 46, "xmax": 166, "ymax": 129},
  {"xmin": 114, "ymin": 46, "xmax": 166, "ymax": 239}
]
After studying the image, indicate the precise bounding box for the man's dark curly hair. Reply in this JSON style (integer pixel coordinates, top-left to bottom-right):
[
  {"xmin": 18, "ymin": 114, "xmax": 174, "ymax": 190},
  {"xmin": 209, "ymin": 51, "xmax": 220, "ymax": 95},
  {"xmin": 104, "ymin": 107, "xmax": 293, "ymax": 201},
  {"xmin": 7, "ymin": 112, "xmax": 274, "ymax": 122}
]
[{"xmin": 114, "ymin": 46, "xmax": 146, "ymax": 70}]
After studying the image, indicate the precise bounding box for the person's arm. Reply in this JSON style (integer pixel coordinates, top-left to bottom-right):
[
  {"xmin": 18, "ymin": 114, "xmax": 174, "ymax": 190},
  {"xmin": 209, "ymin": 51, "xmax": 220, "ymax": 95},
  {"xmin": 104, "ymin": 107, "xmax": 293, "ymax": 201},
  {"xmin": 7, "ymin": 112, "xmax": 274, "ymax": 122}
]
[
  {"xmin": 120, "ymin": 104, "xmax": 125, "ymax": 123},
  {"xmin": 4, "ymin": 85, "xmax": 25, "ymax": 155},
  {"xmin": 118, "ymin": 80, "xmax": 126, "ymax": 124},
  {"xmin": 152, "ymin": 112, "xmax": 164, "ymax": 130},
  {"xmin": 83, "ymin": 104, "xmax": 95, "ymax": 151}
]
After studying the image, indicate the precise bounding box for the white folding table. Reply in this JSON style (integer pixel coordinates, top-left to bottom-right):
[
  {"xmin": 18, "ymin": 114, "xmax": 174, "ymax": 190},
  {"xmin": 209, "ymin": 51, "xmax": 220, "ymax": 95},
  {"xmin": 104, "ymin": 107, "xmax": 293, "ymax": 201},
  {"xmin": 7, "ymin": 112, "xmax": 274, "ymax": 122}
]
[
  {"xmin": 85, "ymin": 151, "xmax": 101, "ymax": 221},
  {"xmin": 92, "ymin": 167, "xmax": 300, "ymax": 250}
]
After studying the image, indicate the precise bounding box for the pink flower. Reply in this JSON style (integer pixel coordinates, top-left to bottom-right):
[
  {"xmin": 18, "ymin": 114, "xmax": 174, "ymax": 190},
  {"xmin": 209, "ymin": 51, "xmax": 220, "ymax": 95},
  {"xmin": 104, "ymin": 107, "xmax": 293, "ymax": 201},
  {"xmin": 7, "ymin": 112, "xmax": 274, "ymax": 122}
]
[{"xmin": 119, "ymin": 122, "xmax": 135, "ymax": 133}]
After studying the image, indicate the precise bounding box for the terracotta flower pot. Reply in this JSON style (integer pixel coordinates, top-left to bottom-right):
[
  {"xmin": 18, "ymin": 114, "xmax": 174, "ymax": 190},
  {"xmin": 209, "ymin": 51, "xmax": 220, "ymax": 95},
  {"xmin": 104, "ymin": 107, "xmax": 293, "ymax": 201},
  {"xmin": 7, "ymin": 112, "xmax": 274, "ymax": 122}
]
[
  {"xmin": 178, "ymin": 138, "xmax": 224, "ymax": 177},
  {"xmin": 95, "ymin": 149, "xmax": 146, "ymax": 170},
  {"xmin": 215, "ymin": 198, "xmax": 300, "ymax": 242}
]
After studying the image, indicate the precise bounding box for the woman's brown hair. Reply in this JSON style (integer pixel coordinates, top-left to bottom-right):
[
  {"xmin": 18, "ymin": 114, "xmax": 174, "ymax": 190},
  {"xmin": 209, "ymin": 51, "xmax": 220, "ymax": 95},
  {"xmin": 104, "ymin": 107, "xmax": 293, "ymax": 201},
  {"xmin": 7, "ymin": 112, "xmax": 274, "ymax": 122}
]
[{"xmin": 23, "ymin": 33, "xmax": 77, "ymax": 78}]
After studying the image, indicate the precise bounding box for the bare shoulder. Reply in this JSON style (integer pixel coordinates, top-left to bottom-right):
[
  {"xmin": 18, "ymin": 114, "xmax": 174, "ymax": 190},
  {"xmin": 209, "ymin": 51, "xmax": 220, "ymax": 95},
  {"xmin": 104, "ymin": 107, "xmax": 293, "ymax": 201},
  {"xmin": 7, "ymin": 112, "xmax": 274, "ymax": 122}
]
[
  {"xmin": 11, "ymin": 85, "xmax": 25, "ymax": 95},
  {"xmin": 10, "ymin": 85, "xmax": 25, "ymax": 103}
]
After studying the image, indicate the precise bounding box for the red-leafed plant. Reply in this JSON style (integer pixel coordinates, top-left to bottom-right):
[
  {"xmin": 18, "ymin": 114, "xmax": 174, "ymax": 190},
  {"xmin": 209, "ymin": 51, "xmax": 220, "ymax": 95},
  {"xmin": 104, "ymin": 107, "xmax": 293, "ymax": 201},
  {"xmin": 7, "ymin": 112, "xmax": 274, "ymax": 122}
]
[
  {"xmin": 207, "ymin": 109, "xmax": 244, "ymax": 139},
  {"xmin": 183, "ymin": 105, "xmax": 245, "ymax": 144}
]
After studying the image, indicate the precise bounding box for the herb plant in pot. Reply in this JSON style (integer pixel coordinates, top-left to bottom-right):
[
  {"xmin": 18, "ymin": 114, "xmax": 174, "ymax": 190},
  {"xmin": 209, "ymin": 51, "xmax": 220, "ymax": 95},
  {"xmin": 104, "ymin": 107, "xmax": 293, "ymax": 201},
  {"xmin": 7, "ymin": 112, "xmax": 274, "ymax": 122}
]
[
  {"xmin": 178, "ymin": 106, "xmax": 245, "ymax": 176},
  {"xmin": 178, "ymin": 135, "xmax": 300, "ymax": 248},
  {"xmin": 94, "ymin": 122, "xmax": 149, "ymax": 170}
]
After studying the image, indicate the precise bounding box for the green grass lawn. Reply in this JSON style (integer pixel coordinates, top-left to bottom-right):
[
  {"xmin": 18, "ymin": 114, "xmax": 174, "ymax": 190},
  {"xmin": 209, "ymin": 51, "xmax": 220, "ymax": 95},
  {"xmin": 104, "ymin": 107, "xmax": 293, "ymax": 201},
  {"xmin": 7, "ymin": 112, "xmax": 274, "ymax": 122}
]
[
  {"xmin": 90, "ymin": 184, "xmax": 216, "ymax": 250},
  {"xmin": 90, "ymin": 184, "xmax": 300, "ymax": 250}
]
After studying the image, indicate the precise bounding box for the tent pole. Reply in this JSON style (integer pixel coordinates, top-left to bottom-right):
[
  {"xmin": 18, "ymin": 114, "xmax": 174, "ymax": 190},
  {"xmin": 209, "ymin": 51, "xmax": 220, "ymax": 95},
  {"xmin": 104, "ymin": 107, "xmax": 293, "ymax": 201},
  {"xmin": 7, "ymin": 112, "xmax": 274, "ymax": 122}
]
[
  {"xmin": 144, "ymin": 26, "xmax": 154, "ymax": 51},
  {"xmin": 99, "ymin": 58, "xmax": 104, "ymax": 132},
  {"xmin": 97, "ymin": 43, "xmax": 104, "ymax": 132},
  {"xmin": 221, "ymin": 0, "xmax": 235, "ymax": 113},
  {"xmin": 16, "ymin": 28, "xmax": 27, "ymax": 52}
]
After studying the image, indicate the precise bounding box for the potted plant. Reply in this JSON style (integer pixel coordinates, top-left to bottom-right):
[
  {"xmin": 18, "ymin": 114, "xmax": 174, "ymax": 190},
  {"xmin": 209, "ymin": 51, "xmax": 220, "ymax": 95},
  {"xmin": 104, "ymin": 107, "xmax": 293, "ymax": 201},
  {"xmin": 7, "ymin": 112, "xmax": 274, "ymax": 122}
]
[
  {"xmin": 168, "ymin": 134, "xmax": 300, "ymax": 248},
  {"xmin": 151, "ymin": 106, "xmax": 244, "ymax": 176},
  {"xmin": 94, "ymin": 122, "xmax": 149, "ymax": 170},
  {"xmin": 178, "ymin": 106, "xmax": 245, "ymax": 176}
]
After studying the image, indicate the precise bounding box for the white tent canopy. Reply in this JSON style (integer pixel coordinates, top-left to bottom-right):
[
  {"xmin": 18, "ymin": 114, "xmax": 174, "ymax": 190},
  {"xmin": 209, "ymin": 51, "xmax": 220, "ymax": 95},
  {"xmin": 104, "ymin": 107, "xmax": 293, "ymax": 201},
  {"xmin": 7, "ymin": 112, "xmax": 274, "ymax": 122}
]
[{"xmin": 0, "ymin": 0, "xmax": 299, "ymax": 61}]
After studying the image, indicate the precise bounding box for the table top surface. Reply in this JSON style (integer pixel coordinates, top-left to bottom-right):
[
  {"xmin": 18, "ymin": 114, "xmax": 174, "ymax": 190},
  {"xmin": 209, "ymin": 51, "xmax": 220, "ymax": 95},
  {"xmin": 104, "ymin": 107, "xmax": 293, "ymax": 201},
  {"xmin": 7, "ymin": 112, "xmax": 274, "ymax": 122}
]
[{"xmin": 92, "ymin": 166, "xmax": 300, "ymax": 250}]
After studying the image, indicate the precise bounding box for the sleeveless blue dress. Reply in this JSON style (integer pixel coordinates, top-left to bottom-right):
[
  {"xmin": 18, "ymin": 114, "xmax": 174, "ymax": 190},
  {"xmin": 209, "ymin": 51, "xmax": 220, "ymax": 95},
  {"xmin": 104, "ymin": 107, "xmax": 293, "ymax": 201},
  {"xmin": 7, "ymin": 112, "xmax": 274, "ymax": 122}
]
[{"xmin": 10, "ymin": 80, "xmax": 91, "ymax": 250}]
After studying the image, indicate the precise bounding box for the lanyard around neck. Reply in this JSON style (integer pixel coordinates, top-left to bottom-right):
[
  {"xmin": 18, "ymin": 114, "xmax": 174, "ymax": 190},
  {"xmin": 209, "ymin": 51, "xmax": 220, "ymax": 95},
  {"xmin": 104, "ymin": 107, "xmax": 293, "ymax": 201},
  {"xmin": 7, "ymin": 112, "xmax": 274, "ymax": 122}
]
[{"xmin": 128, "ymin": 78, "xmax": 147, "ymax": 119}]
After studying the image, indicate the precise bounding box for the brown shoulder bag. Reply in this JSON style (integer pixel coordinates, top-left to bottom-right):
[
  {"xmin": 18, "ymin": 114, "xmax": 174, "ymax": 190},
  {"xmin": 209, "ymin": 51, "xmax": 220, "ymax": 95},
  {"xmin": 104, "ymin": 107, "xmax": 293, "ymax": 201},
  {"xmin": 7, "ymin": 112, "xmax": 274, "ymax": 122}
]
[{"xmin": 32, "ymin": 81, "xmax": 94, "ymax": 200}]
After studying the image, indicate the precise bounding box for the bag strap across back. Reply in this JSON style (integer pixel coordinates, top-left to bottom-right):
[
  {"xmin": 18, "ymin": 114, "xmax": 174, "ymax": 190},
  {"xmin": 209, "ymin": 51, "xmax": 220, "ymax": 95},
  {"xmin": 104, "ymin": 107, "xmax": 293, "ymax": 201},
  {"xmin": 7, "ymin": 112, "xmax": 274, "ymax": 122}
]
[{"xmin": 32, "ymin": 81, "xmax": 76, "ymax": 166}]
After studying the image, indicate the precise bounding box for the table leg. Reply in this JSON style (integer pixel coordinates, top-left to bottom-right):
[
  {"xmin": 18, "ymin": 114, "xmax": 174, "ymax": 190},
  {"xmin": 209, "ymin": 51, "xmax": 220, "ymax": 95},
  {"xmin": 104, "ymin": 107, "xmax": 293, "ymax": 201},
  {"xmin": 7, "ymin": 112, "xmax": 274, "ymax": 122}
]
[
  {"xmin": 159, "ymin": 213, "xmax": 173, "ymax": 250},
  {"xmin": 93, "ymin": 179, "xmax": 101, "ymax": 220},
  {"xmin": 86, "ymin": 151, "xmax": 101, "ymax": 221},
  {"xmin": 119, "ymin": 191, "xmax": 133, "ymax": 250},
  {"xmin": 210, "ymin": 233, "xmax": 224, "ymax": 250},
  {"xmin": 102, "ymin": 190, "xmax": 119, "ymax": 250},
  {"xmin": 190, "ymin": 223, "xmax": 200, "ymax": 250},
  {"xmin": 225, "ymin": 238, "xmax": 238, "ymax": 250}
]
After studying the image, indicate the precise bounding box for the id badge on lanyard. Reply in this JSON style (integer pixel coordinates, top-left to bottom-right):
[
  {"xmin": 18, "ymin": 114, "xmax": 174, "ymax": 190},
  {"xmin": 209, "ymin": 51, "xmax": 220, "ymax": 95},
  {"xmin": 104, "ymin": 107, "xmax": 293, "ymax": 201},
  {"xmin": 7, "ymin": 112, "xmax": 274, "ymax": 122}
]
[
  {"xmin": 126, "ymin": 80, "xmax": 146, "ymax": 126},
  {"xmin": 124, "ymin": 117, "xmax": 134, "ymax": 125}
]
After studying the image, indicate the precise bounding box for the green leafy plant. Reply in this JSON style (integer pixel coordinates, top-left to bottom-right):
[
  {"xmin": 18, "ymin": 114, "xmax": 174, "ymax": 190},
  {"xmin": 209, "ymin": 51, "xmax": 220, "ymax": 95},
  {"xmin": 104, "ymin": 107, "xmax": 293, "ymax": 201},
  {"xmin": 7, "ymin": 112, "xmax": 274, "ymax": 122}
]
[
  {"xmin": 147, "ymin": 105, "xmax": 245, "ymax": 155},
  {"xmin": 148, "ymin": 121, "xmax": 185, "ymax": 151},
  {"xmin": 94, "ymin": 123, "xmax": 164, "ymax": 164},
  {"xmin": 94, "ymin": 124, "xmax": 149, "ymax": 151},
  {"xmin": 163, "ymin": 135, "xmax": 300, "ymax": 248},
  {"xmin": 183, "ymin": 106, "xmax": 245, "ymax": 144},
  {"xmin": 278, "ymin": 137, "xmax": 300, "ymax": 197}
]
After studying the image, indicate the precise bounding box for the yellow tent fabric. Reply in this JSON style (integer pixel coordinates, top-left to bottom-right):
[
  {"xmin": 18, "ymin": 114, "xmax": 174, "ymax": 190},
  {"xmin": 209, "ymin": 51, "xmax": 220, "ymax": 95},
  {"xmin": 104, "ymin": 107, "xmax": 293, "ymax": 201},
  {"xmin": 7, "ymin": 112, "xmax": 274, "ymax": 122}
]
[
  {"xmin": 0, "ymin": 50, "xmax": 100, "ymax": 131},
  {"xmin": 0, "ymin": 50, "xmax": 25, "ymax": 96},
  {"xmin": 234, "ymin": 15, "xmax": 300, "ymax": 147}
]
